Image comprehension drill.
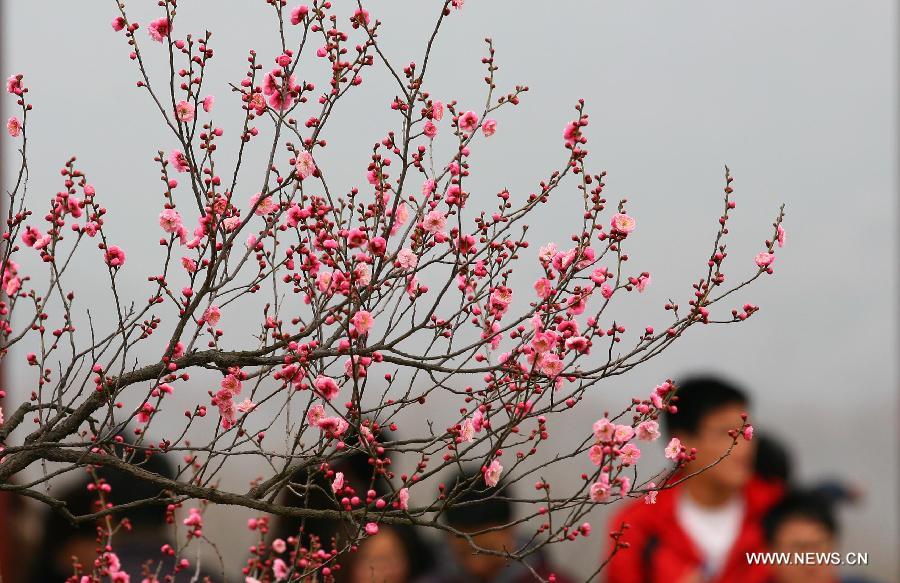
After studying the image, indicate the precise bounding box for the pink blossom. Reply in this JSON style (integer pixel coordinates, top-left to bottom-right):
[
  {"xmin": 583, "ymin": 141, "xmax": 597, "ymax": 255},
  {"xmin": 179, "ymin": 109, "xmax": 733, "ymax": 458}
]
[
  {"xmin": 111, "ymin": 16, "xmax": 127, "ymax": 31},
  {"xmin": 611, "ymin": 213, "xmax": 636, "ymax": 234},
  {"xmin": 221, "ymin": 374, "xmax": 243, "ymax": 396},
  {"xmin": 352, "ymin": 8, "xmax": 371, "ymax": 26},
  {"xmin": 365, "ymin": 522, "xmax": 379, "ymax": 536},
  {"xmin": 352, "ymin": 310, "xmax": 374, "ymax": 334},
  {"xmin": 539, "ymin": 242, "xmax": 558, "ymax": 264},
  {"xmin": 636, "ymin": 274, "xmax": 651, "ymax": 292},
  {"xmin": 553, "ymin": 248, "xmax": 577, "ymax": 272},
  {"xmin": 82, "ymin": 222, "xmax": 99, "ymax": 237},
  {"xmin": 250, "ymin": 192, "xmax": 278, "ymax": 215},
  {"xmin": 742, "ymin": 424, "xmax": 754, "ymax": 441},
  {"xmin": 7, "ymin": 116, "xmax": 21, "ymax": 137},
  {"xmin": 295, "ymin": 151, "xmax": 316, "ymax": 179},
  {"xmin": 183, "ymin": 507, "xmax": 203, "ymax": 528},
  {"xmin": 262, "ymin": 66, "xmax": 297, "ymax": 94},
  {"xmin": 4, "ymin": 268, "xmax": 20, "ymax": 296},
  {"xmin": 248, "ymin": 92, "xmax": 266, "ymax": 112},
  {"xmin": 21, "ymin": 226, "xmax": 42, "ymax": 247},
  {"xmin": 635, "ymin": 420, "xmax": 661, "ymax": 441},
  {"xmin": 777, "ymin": 225, "xmax": 786, "ymax": 247},
  {"xmin": 347, "ymin": 227, "xmax": 368, "ymax": 248},
  {"xmin": 369, "ymin": 235, "xmax": 387, "ymax": 255},
  {"xmin": 563, "ymin": 122, "xmax": 578, "ymax": 146},
  {"xmin": 389, "ymin": 202, "xmax": 409, "ymax": 235},
  {"xmin": 331, "ymin": 471, "xmax": 344, "ymax": 493},
  {"xmin": 290, "ymin": 5, "xmax": 309, "ymax": 25},
  {"xmin": 148, "ymin": 17, "xmax": 172, "ymax": 42},
  {"xmin": 33, "ymin": 235, "xmax": 51, "ymax": 250},
  {"xmin": 590, "ymin": 474, "xmax": 611, "ymax": 502},
  {"xmin": 644, "ymin": 482, "xmax": 658, "ymax": 505},
  {"xmin": 273, "ymin": 558, "xmax": 289, "ymax": 581},
  {"xmin": 285, "ymin": 203, "xmax": 307, "ymax": 227},
  {"xmin": 588, "ymin": 445, "xmax": 604, "ymax": 466},
  {"xmin": 431, "ymin": 101, "xmax": 444, "ymax": 120},
  {"xmin": 600, "ymin": 284, "xmax": 614, "ymax": 299},
  {"xmin": 590, "ymin": 267, "xmax": 608, "ymax": 285},
  {"xmin": 354, "ymin": 263, "xmax": 372, "ymax": 286},
  {"xmin": 458, "ymin": 111, "xmax": 479, "ymax": 133},
  {"xmin": 217, "ymin": 395, "xmax": 237, "ymax": 429},
  {"xmin": 268, "ymin": 88, "xmax": 294, "ymax": 111},
  {"xmin": 422, "ymin": 210, "xmax": 447, "ymax": 235},
  {"xmin": 593, "ymin": 418, "xmax": 615, "ymax": 442},
  {"xmin": 104, "ymin": 552, "xmax": 123, "ymax": 574},
  {"xmin": 203, "ymin": 305, "xmax": 221, "ymax": 326},
  {"xmin": 272, "ymin": 538, "xmax": 287, "ymax": 554},
  {"xmin": 398, "ymin": 487, "xmax": 410, "ymax": 510},
  {"xmin": 237, "ymin": 399, "xmax": 256, "ymax": 413},
  {"xmin": 104, "ymin": 245, "xmax": 126, "ymax": 268},
  {"xmin": 314, "ymin": 375, "xmax": 340, "ymax": 401},
  {"xmin": 175, "ymin": 100, "xmax": 195, "ymax": 122},
  {"xmin": 664, "ymin": 437, "xmax": 682, "ymax": 460},
  {"xmin": 532, "ymin": 331, "xmax": 557, "ymax": 353},
  {"xmin": 158, "ymin": 208, "xmax": 183, "ymax": 234},
  {"xmin": 169, "ymin": 150, "xmax": 190, "ymax": 173},
  {"xmin": 613, "ymin": 424, "xmax": 635, "ymax": 443},
  {"xmin": 318, "ymin": 416, "xmax": 349, "ymax": 435},
  {"xmin": 397, "ymin": 248, "xmax": 418, "ymax": 269},
  {"xmin": 6, "ymin": 75, "xmax": 24, "ymax": 95},
  {"xmin": 222, "ymin": 216, "xmax": 241, "ymax": 231},
  {"xmin": 534, "ymin": 278, "xmax": 552, "ymax": 299},
  {"xmin": 619, "ymin": 476, "xmax": 631, "ymax": 496},
  {"xmin": 451, "ymin": 0, "xmax": 465, "ymax": 8},
  {"xmin": 482, "ymin": 118, "xmax": 497, "ymax": 137},
  {"xmin": 472, "ymin": 409, "xmax": 485, "ymax": 432},
  {"xmin": 755, "ymin": 252, "xmax": 775, "ymax": 268},
  {"xmin": 137, "ymin": 403, "xmax": 155, "ymax": 423},
  {"xmin": 202, "ymin": 95, "xmax": 215, "ymax": 113},
  {"xmin": 423, "ymin": 121, "xmax": 438, "ymax": 138},
  {"xmin": 307, "ymin": 403, "xmax": 326, "ymax": 426},
  {"xmin": 490, "ymin": 286, "xmax": 513, "ymax": 307},
  {"xmin": 619, "ymin": 443, "xmax": 642, "ymax": 465},
  {"xmin": 460, "ymin": 418, "xmax": 475, "ymax": 442},
  {"xmin": 565, "ymin": 336, "xmax": 589, "ymax": 353},
  {"xmin": 484, "ymin": 459, "xmax": 503, "ymax": 487},
  {"xmin": 538, "ymin": 352, "xmax": 563, "ymax": 377}
]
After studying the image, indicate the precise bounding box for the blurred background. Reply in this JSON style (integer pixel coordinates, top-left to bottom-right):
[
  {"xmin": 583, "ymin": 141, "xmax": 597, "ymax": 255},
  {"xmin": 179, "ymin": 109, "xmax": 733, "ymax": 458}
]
[{"xmin": 2, "ymin": 1, "xmax": 896, "ymax": 581}]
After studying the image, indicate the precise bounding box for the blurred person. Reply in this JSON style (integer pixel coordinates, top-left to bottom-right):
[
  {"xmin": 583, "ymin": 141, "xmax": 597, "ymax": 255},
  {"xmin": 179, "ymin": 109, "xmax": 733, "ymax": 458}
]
[
  {"xmin": 755, "ymin": 431, "xmax": 794, "ymax": 485},
  {"xmin": 604, "ymin": 375, "xmax": 784, "ymax": 583},
  {"xmin": 344, "ymin": 523, "xmax": 434, "ymax": 583},
  {"xmin": 26, "ymin": 445, "xmax": 189, "ymax": 582},
  {"xmin": 0, "ymin": 487, "xmax": 32, "ymax": 583},
  {"xmin": 417, "ymin": 468, "xmax": 575, "ymax": 583},
  {"xmin": 763, "ymin": 490, "xmax": 878, "ymax": 583},
  {"xmin": 270, "ymin": 430, "xmax": 397, "ymax": 553}
]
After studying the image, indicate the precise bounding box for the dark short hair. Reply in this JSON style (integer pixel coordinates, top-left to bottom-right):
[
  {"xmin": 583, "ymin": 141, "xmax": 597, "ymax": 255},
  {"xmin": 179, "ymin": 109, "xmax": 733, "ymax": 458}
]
[
  {"xmin": 664, "ymin": 375, "xmax": 749, "ymax": 436},
  {"xmin": 764, "ymin": 490, "xmax": 838, "ymax": 542},
  {"xmin": 754, "ymin": 432, "xmax": 793, "ymax": 483},
  {"xmin": 443, "ymin": 468, "xmax": 512, "ymax": 531}
]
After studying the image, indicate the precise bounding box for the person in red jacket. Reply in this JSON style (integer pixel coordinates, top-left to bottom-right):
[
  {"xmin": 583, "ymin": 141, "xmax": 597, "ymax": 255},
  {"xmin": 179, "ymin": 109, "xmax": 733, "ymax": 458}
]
[{"xmin": 604, "ymin": 376, "xmax": 784, "ymax": 583}]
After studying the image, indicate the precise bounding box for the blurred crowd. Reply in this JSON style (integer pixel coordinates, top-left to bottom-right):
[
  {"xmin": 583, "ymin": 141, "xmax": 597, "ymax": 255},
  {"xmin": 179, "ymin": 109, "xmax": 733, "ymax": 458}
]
[{"xmin": 0, "ymin": 376, "xmax": 880, "ymax": 583}]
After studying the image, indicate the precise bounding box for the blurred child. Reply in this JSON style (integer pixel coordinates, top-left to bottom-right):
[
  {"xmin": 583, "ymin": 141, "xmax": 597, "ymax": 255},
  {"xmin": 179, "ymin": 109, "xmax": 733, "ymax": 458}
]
[{"xmin": 764, "ymin": 490, "xmax": 878, "ymax": 583}]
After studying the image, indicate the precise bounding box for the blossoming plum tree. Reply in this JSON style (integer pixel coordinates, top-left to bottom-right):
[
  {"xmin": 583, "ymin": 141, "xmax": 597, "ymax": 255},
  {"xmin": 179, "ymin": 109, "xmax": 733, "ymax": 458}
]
[{"xmin": 0, "ymin": 1, "xmax": 785, "ymax": 581}]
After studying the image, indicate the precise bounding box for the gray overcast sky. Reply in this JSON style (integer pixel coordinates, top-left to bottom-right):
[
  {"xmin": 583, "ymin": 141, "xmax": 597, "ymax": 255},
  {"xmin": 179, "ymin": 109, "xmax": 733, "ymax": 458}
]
[{"xmin": 3, "ymin": 1, "xmax": 897, "ymax": 580}]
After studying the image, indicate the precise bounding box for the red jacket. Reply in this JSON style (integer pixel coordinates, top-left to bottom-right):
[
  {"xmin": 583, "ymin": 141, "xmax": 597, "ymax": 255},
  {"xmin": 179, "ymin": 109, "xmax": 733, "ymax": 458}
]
[{"xmin": 604, "ymin": 477, "xmax": 783, "ymax": 583}]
